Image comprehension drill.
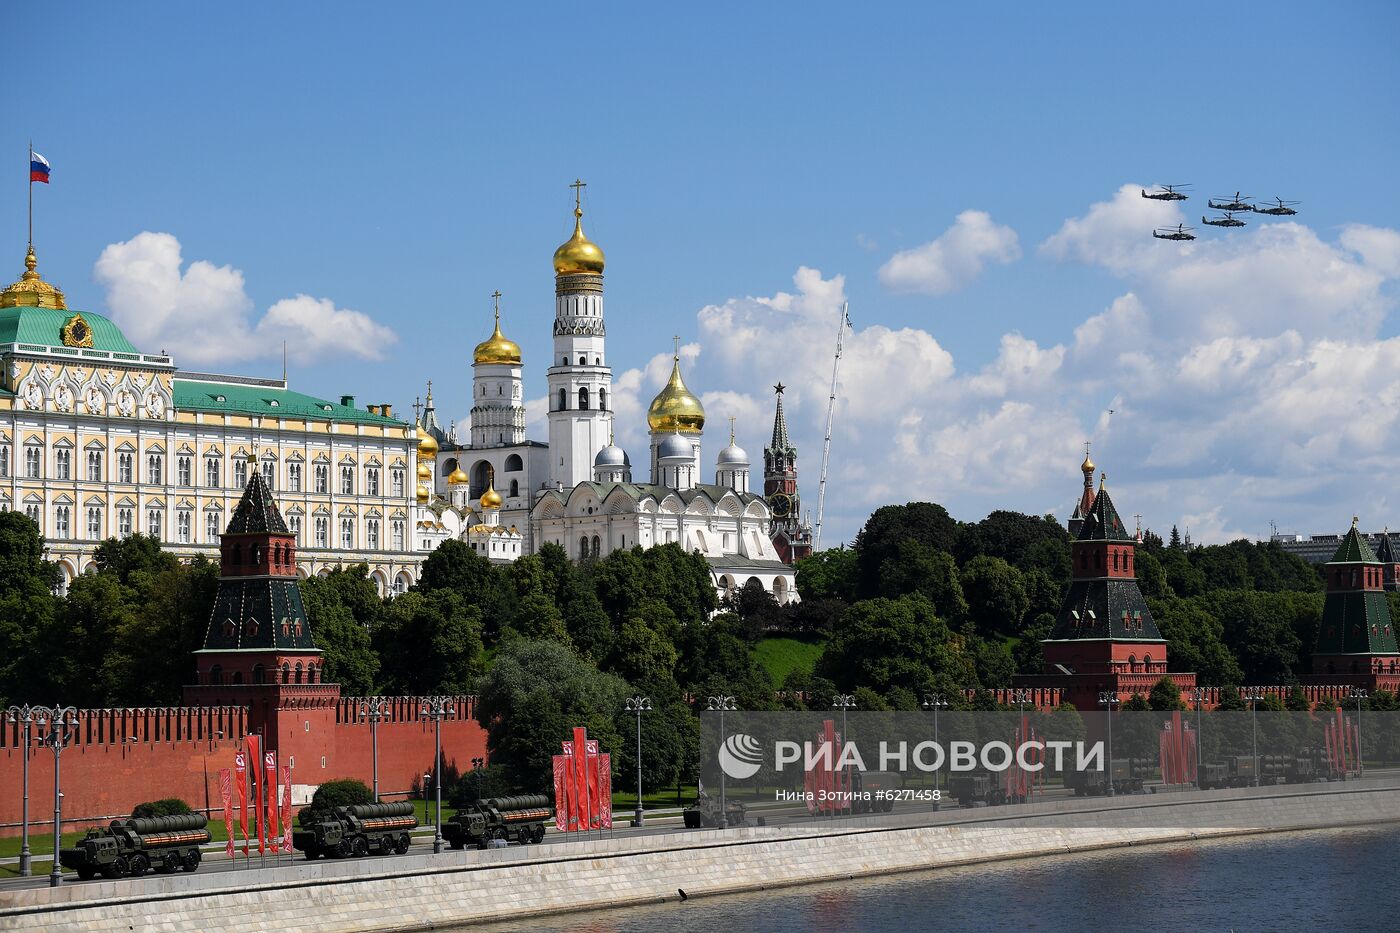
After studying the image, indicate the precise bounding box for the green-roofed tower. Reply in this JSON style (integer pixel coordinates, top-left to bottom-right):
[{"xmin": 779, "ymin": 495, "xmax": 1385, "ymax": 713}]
[{"xmin": 1309, "ymin": 519, "xmax": 1400, "ymax": 689}]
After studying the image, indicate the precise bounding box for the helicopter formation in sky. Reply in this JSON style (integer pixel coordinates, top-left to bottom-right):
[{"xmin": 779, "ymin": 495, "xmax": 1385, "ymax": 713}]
[{"xmin": 1141, "ymin": 185, "xmax": 1301, "ymax": 241}]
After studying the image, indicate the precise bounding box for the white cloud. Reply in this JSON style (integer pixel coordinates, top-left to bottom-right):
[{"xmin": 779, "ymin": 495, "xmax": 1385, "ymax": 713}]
[
  {"xmin": 878, "ymin": 210, "xmax": 1021, "ymax": 294},
  {"xmin": 93, "ymin": 231, "xmax": 396, "ymax": 366}
]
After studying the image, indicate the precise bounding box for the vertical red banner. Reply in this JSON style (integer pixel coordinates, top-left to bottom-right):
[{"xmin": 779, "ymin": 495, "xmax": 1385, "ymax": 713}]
[
  {"xmin": 571, "ymin": 727, "xmax": 589, "ymax": 830},
  {"xmin": 281, "ymin": 765, "xmax": 293, "ymax": 853},
  {"xmin": 234, "ymin": 750, "xmax": 249, "ymax": 855},
  {"xmin": 263, "ymin": 751, "xmax": 279, "ymax": 851},
  {"xmin": 246, "ymin": 735, "xmax": 265, "ymax": 855},
  {"xmin": 596, "ymin": 753, "xmax": 613, "ymax": 829},
  {"xmin": 219, "ymin": 768, "xmax": 235, "ymax": 857},
  {"xmin": 585, "ymin": 739, "xmax": 601, "ymax": 829},
  {"xmin": 552, "ymin": 755, "xmax": 569, "ymax": 831}
]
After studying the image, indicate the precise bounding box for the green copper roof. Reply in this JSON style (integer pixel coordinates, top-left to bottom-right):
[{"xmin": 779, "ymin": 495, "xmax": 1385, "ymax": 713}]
[
  {"xmin": 1315, "ymin": 590, "xmax": 1399, "ymax": 655},
  {"xmin": 0, "ymin": 305, "xmax": 140, "ymax": 354},
  {"xmin": 173, "ymin": 379, "xmax": 404, "ymax": 426},
  {"xmin": 1329, "ymin": 524, "xmax": 1378, "ymax": 564},
  {"xmin": 1075, "ymin": 485, "xmax": 1134, "ymax": 542}
]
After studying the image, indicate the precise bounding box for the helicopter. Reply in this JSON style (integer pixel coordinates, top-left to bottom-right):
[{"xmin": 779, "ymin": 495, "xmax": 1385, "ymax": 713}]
[
  {"xmin": 1253, "ymin": 197, "xmax": 1300, "ymax": 216},
  {"xmin": 1153, "ymin": 224, "xmax": 1196, "ymax": 241},
  {"xmin": 1202, "ymin": 211, "xmax": 1247, "ymax": 228},
  {"xmin": 1141, "ymin": 184, "xmax": 1190, "ymax": 201},
  {"xmin": 1207, "ymin": 192, "xmax": 1253, "ymax": 212}
]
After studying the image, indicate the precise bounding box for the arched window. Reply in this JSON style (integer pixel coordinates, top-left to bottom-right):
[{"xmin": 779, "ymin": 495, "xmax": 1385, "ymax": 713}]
[
  {"xmin": 504, "ymin": 454, "xmax": 523, "ymax": 472},
  {"xmin": 558, "ymin": 388, "xmax": 567, "ymax": 411},
  {"xmin": 252, "ymin": 544, "xmax": 262, "ymax": 565},
  {"xmin": 510, "ymin": 479, "xmax": 519, "ymax": 497},
  {"xmin": 222, "ymin": 619, "xmax": 236, "ymax": 638},
  {"xmin": 231, "ymin": 543, "xmax": 242, "ymax": 566},
  {"xmin": 599, "ymin": 388, "xmax": 608, "ymax": 411},
  {"xmin": 1143, "ymin": 654, "xmax": 1153, "ymax": 670},
  {"xmin": 210, "ymin": 665, "xmax": 223, "ymax": 685},
  {"xmin": 592, "ymin": 535, "xmax": 601, "ymax": 556},
  {"xmin": 578, "ymin": 356, "xmax": 586, "ymax": 365},
  {"xmin": 594, "ymin": 356, "xmax": 600, "ymax": 365},
  {"xmin": 295, "ymin": 661, "xmax": 304, "ymax": 684},
  {"xmin": 232, "ymin": 671, "xmax": 244, "ymax": 685},
  {"xmin": 579, "ymin": 387, "xmax": 589, "ymax": 410},
  {"xmin": 307, "ymin": 664, "xmax": 317, "ymax": 684},
  {"xmin": 252, "ymin": 664, "xmax": 265, "ymax": 684},
  {"xmin": 281, "ymin": 663, "xmax": 290, "ymax": 684},
  {"xmin": 562, "ymin": 355, "xmax": 568, "ymax": 365},
  {"xmin": 1127, "ymin": 655, "xmax": 1137, "ymax": 672},
  {"xmin": 580, "ymin": 535, "xmax": 589, "ymax": 559}
]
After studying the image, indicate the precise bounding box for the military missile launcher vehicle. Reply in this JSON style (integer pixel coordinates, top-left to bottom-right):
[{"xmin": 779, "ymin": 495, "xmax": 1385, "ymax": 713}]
[
  {"xmin": 946, "ymin": 770, "xmax": 1006, "ymax": 807},
  {"xmin": 1198, "ymin": 755, "xmax": 1258, "ymax": 790},
  {"xmin": 1064, "ymin": 757, "xmax": 1148, "ymax": 796},
  {"xmin": 60, "ymin": 813, "xmax": 210, "ymax": 880},
  {"xmin": 293, "ymin": 801, "xmax": 417, "ymax": 859},
  {"xmin": 683, "ymin": 792, "xmax": 747, "ymax": 827},
  {"xmin": 442, "ymin": 795, "xmax": 552, "ymax": 849}
]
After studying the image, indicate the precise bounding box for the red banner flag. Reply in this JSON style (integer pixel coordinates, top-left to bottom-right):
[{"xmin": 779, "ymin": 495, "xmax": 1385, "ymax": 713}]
[
  {"xmin": 234, "ymin": 749, "xmax": 250, "ymax": 856},
  {"xmin": 264, "ymin": 751, "xmax": 279, "ymax": 851},
  {"xmin": 281, "ymin": 765, "xmax": 293, "ymax": 853},
  {"xmin": 596, "ymin": 752, "xmax": 612, "ymax": 829},
  {"xmin": 552, "ymin": 755, "xmax": 570, "ymax": 831},
  {"xmin": 219, "ymin": 768, "xmax": 235, "ymax": 857},
  {"xmin": 572, "ymin": 727, "xmax": 589, "ymax": 831},
  {"xmin": 246, "ymin": 735, "xmax": 266, "ymax": 855}
]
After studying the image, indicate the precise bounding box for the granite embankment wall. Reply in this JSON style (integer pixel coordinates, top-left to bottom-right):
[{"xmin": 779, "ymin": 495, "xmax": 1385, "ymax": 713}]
[{"xmin": 3, "ymin": 779, "xmax": 1397, "ymax": 933}]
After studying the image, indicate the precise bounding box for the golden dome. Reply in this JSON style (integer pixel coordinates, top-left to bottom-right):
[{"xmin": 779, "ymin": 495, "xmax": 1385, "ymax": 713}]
[
  {"xmin": 0, "ymin": 247, "xmax": 66, "ymax": 310},
  {"xmin": 647, "ymin": 356, "xmax": 705, "ymax": 434},
  {"xmin": 479, "ymin": 478, "xmax": 503, "ymax": 510},
  {"xmin": 1081, "ymin": 452, "xmax": 1095, "ymax": 474},
  {"xmin": 447, "ymin": 466, "xmax": 469, "ymax": 485},
  {"xmin": 417, "ymin": 460, "xmax": 432, "ymax": 481},
  {"xmin": 415, "ymin": 483, "xmax": 430, "ymax": 504},
  {"xmin": 417, "ymin": 427, "xmax": 439, "ymax": 458},
  {"xmin": 553, "ymin": 208, "xmax": 606, "ymax": 276},
  {"xmin": 474, "ymin": 304, "xmax": 522, "ymax": 365}
]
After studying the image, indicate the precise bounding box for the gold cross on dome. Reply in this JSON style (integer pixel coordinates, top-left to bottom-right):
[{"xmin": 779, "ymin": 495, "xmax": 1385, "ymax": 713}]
[
  {"xmin": 673, "ymin": 335, "xmax": 681, "ymax": 360},
  {"xmin": 570, "ymin": 178, "xmax": 586, "ymax": 210},
  {"xmin": 492, "ymin": 290, "xmax": 502, "ymax": 322}
]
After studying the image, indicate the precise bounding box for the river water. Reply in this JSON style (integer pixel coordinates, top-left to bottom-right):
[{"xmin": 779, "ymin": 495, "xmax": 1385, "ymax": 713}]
[{"xmin": 467, "ymin": 825, "xmax": 1400, "ymax": 932}]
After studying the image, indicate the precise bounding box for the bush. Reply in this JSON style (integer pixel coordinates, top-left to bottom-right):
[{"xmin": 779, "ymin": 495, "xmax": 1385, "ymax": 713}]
[
  {"xmin": 131, "ymin": 798, "xmax": 193, "ymax": 819},
  {"xmin": 310, "ymin": 778, "xmax": 373, "ymax": 811},
  {"xmin": 448, "ymin": 764, "xmax": 517, "ymax": 808}
]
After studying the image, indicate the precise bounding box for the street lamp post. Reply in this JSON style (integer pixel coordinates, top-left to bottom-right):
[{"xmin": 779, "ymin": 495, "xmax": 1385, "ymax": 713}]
[
  {"xmin": 625, "ymin": 697, "xmax": 651, "ymax": 826},
  {"xmin": 1350, "ymin": 688, "xmax": 1368, "ymax": 779},
  {"xmin": 471, "ymin": 757, "xmax": 485, "ymax": 803},
  {"xmin": 420, "ymin": 697, "xmax": 455, "ymax": 853},
  {"xmin": 706, "ymin": 695, "xmax": 737, "ymax": 829},
  {"xmin": 361, "ymin": 698, "xmax": 391, "ymax": 802},
  {"xmin": 1244, "ymin": 691, "xmax": 1265, "ymax": 787},
  {"xmin": 832, "ymin": 695, "xmax": 856, "ymax": 816},
  {"xmin": 35, "ymin": 706, "xmax": 79, "ymax": 887},
  {"xmin": 921, "ymin": 694, "xmax": 949, "ymax": 809},
  {"xmin": 1191, "ymin": 687, "xmax": 1206, "ymax": 789},
  {"xmin": 1012, "ymin": 689, "xmax": 1032, "ymax": 803},
  {"xmin": 4, "ymin": 706, "xmax": 38, "ymax": 876},
  {"xmin": 1097, "ymin": 692, "xmax": 1118, "ymax": 796}
]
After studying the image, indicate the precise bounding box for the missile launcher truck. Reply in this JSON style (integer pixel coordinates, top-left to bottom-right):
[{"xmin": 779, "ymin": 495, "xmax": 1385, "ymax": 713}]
[{"xmin": 59, "ymin": 813, "xmax": 210, "ymax": 880}]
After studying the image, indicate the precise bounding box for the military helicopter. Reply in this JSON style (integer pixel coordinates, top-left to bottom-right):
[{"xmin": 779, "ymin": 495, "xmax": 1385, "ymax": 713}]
[
  {"xmin": 1141, "ymin": 184, "xmax": 1190, "ymax": 201},
  {"xmin": 1253, "ymin": 197, "xmax": 1300, "ymax": 216},
  {"xmin": 1202, "ymin": 211, "xmax": 1248, "ymax": 228},
  {"xmin": 1153, "ymin": 223, "xmax": 1196, "ymax": 241},
  {"xmin": 1207, "ymin": 191, "xmax": 1253, "ymax": 212}
]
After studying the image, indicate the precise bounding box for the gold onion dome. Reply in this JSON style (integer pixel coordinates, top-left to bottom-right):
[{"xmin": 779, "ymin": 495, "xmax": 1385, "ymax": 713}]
[
  {"xmin": 552, "ymin": 208, "xmax": 606, "ymax": 276},
  {"xmin": 1081, "ymin": 451, "xmax": 1095, "ymax": 475},
  {"xmin": 415, "ymin": 483, "xmax": 430, "ymax": 504},
  {"xmin": 0, "ymin": 247, "xmax": 66, "ymax": 310},
  {"xmin": 474, "ymin": 310, "xmax": 522, "ymax": 365},
  {"xmin": 647, "ymin": 356, "xmax": 705, "ymax": 434},
  {"xmin": 479, "ymin": 479, "xmax": 503, "ymax": 510},
  {"xmin": 417, "ymin": 427, "xmax": 439, "ymax": 458},
  {"xmin": 447, "ymin": 465, "xmax": 470, "ymax": 485},
  {"xmin": 416, "ymin": 460, "xmax": 432, "ymax": 480}
]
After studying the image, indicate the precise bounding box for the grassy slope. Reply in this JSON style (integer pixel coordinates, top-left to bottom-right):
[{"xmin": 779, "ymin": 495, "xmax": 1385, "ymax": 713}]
[{"xmin": 753, "ymin": 636, "xmax": 826, "ymax": 686}]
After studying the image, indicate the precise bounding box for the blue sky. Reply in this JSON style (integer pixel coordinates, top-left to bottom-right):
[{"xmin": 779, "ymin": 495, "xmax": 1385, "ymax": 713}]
[{"xmin": 9, "ymin": 1, "xmax": 1400, "ymax": 545}]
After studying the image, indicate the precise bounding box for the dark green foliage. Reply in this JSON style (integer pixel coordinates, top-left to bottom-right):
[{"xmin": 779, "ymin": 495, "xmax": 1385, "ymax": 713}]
[
  {"xmin": 1148, "ymin": 676, "xmax": 1185, "ymax": 711},
  {"xmin": 959, "ymin": 556, "xmax": 1029, "ymax": 636},
  {"xmin": 448, "ymin": 764, "xmax": 517, "ymax": 807},
  {"xmin": 301, "ymin": 566, "xmax": 381, "ymax": 695},
  {"xmin": 1198, "ymin": 590, "xmax": 1318, "ymax": 684},
  {"xmin": 954, "ymin": 510, "xmax": 1070, "ymax": 571},
  {"xmin": 1134, "ymin": 550, "xmax": 1171, "ymax": 599},
  {"xmin": 310, "ymin": 779, "xmax": 373, "ymax": 810},
  {"xmin": 795, "ymin": 547, "xmax": 857, "ymax": 602},
  {"xmin": 0, "ymin": 512, "xmax": 62, "ymax": 705},
  {"xmin": 374, "ymin": 590, "xmax": 484, "ymax": 695},
  {"xmin": 853, "ymin": 502, "xmax": 959, "ymax": 598},
  {"xmin": 131, "ymin": 798, "xmax": 193, "ymax": 819},
  {"xmin": 1168, "ymin": 526, "xmax": 1181, "ymax": 549},
  {"xmin": 878, "ymin": 540, "xmax": 968, "ymax": 621},
  {"xmin": 1285, "ymin": 684, "xmax": 1313, "ymax": 712},
  {"xmin": 1148, "ymin": 596, "xmax": 1244, "ymax": 687},
  {"xmin": 1014, "ymin": 614, "xmax": 1054, "ymax": 675},
  {"xmin": 725, "ymin": 579, "xmax": 783, "ymax": 641},
  {"xmin": 1215, "ymin": 685, "xmax": 1247, "ymax": 711},
  {"xmin": 781, "ymin": 597, "xmax": 845, "ymax": 636},
  {"xmin": 590, "ymin": 544, "xmax": 715, "ymax": 628},
  {"xmin": 1140, "ymin": 529, "xmax": 1164, "ymax": 552},
  {"xmin": 816, "ymin": 595, "xmax": 977, "ymax": 696}
]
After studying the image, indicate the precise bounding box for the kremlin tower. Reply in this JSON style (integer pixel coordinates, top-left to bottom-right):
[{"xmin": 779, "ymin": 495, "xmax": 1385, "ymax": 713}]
[{"xmin": 764, "ymin": 384, "xmax": 812, "ymax": 564}]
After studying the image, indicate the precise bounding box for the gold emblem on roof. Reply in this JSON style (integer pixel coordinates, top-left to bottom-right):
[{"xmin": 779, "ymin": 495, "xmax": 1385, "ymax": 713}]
[{"xmin": 61, "ymin": 312, "xmax": 93, "ymax": 348}]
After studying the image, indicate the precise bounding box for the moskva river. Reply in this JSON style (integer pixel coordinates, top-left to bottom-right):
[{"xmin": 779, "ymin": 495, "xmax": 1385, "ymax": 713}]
[{"xmin": 469, "ymin": 825, "xmax": 1399, "ymax": 932}]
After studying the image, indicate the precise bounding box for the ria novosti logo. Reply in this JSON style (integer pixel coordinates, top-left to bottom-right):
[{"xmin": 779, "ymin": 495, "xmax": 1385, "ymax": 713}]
[{"xmin": 718, "ymin": 733, "xmax": 764, "ymax": 779}]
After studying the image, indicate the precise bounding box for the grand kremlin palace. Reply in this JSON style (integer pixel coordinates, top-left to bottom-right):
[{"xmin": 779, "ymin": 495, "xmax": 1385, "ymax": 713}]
[{"xmin": 0, "ymin": 245, "xmax": 422, "ymax": 595}]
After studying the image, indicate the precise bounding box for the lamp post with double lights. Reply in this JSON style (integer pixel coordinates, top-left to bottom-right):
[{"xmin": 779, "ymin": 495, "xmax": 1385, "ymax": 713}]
[
  {"xmin": 1244, "ymin": 691, "xmax": 1265, "ymax": 786},
  {"xmin": 625, "ymin": 697, "xmax": 651, "ymax": 826},
  {"xmin": 4, "ymin": 706, "xmax": 38, "ymax": 876},
  {"xmin": 420, "ymin": 697, "xmax": 455, "ymax": 853},
  {"xmin": 706, "ymin": 695, "xmax": 737, "ymax": 829},
  {"xmin": 361, "ymin": 697, "xmax": 391, "ymax": 802},
  {"xmin": 1350, "ymin": 688, "xmax": 1368, "ymax": 778},
  {"xmin": 1191, "ymin": 687, "xmax": 1207, "ymax": 788},
  {"xmin": 36, "ymin": 706, "xmax": 80, "ymax": 886},
  {"xmin": 1012, "ymin": 689, "xmax": 1033, "ymax": 803},
  {"xmin": 921, "ymin": 694, "xmax": 949, "ymax": 808},
  {"xmin": 832, "ymin": 695, "xmax": 857, "ymax": 815},
  {"xmin": 471, "ymin": 757, "xmax": 485, "ymax": 803},
  {"xmin": 1097, "ymin": 691, "xmax": 1118, "ymax": 796}
]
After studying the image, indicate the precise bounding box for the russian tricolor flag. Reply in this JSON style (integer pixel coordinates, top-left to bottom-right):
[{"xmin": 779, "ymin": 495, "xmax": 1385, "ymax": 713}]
[{"xmin": 30, "ymin": 152, "xmax": 50, "ymax": 184}]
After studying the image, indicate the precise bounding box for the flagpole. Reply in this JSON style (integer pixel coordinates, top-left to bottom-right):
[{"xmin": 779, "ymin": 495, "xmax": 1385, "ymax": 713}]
[{"xmin": 28, "ymin": 141, "xmax": 33, "ymax": 248}]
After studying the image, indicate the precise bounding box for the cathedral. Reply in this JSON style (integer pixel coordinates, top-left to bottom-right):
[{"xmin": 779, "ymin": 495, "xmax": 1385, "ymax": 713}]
[{"xmin": 413, "ymin": 187, "xmax": 804, "ymax": 603}]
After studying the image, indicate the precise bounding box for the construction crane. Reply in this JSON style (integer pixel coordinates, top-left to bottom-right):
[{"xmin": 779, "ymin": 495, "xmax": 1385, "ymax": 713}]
[{"xmin": 814, "ymin": 301, "xmax": 851, "ymax": 552}]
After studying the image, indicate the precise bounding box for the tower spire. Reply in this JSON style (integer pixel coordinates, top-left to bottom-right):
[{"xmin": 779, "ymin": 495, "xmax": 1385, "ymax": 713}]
[{"xmin": 771, "ymin": 383, "xmax": 790, "ymax": 450}]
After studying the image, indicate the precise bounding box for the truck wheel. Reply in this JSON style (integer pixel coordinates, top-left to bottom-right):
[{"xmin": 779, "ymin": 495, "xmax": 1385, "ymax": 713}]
[
  {"xmin": 303, "ymin": 845, "xmax": 320, "ymax": 861},
  {"xmin": 532, "ymin": 824, "xmax": 545, "ymax": 844},
  {"xmin": 449, "ymin": 839, "xmax": 465, "ymax": 851},
  {"xmin": 182, "ymin": 853, "xmax": 200, "ymax": 872},
  {"xmin": 77, "ymin": 867, "xmax": 96, "ymax": 881},
  {"xmin": 160, "ymin": 853, "xmax": 179, "ymax": 874},
  {"xmin": 335, "ymin": 839, "xmax": 351, "ymax": 858},
  {"xmin": 129, "ymin": 854, "xmax": 150, "ymax": 877},
  {"xmin": 351, "ymin": 836, "xmax": 369, "ymax": 857},
  {"xmin": 101, "ymin": 864, "xmax": 120, "ymax": 879},
  {"xmin": 989, "ymin": 790, "xmax": 1005, "ymax": 807}
]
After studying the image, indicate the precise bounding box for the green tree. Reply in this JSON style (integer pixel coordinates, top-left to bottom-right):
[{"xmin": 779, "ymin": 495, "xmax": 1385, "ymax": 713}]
[
  {"xmin": 878, "ymin": 540, "xmax": 968, "ymax": 621},
  {"xmin": 606, "ymin": 617, "xmax": 680, "ymax": 688},
  {"xmin": 1134, "ymin": 549, "xmax": 1172, "ymax": 599},
  {"xmin": 853, "ymin": 502, "xmax": 959, "ymax": 598},
  {"xmin": 816, "ymin": 595, "xmax": 976, "ymax": 696},
  {"xmin": 795, "ymin": 547, "xmax": 857, "ymax": 603},
  {"xmin": 0, "ymin": 512, "xmax": 62, "ymax": 705},
  {"xmin": 1148, "ymin": 676, "xmax": 1185, "ymax": 711},
  {"xmin": 92, "ymin": 533, "xmax": 176, "ymax": 584},
  {"xmin": 301, "ymin": 568, "xmax": 381, "ymax": 695},
  {"xmin": 1014, "ymin": 614, "xmax": 1054, "ymax": 675},
  {"xmin": 1168, "ymin": 525, "xmax": 1181, "ymax": 549},
  {"xmin": 375, "ymin": 590, "xmax": 484, "ymax": 694},
  {"xmin": 959, "ymin": 556, "xmax": 1029, "ymax": 636},
  {"xmin": 1147, "ymin": 596, "xmax": 1244, "ymax": 686},
  {"xmin": 676, "ymin": 614, "xmax": 774, "ymax": 707},
  {"xmin": 954, "ymin": 510, "xmax": 1070, "ymax": 571}
]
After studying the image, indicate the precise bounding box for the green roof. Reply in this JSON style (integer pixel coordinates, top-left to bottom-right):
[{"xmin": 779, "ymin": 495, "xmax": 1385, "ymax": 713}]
[
  {"xmin": 0, "ymin": 305, "xmax": 140, "ymax": 354},
  {"xmin": 1329, "ymin": 524, "xmax": 1378, "ymax": 564},
  {"xmin": 173, "ymin": 379, "xmax": 404, "ymax": 426},
  {"xmin": 1075, "ymin": 485, "xmax": 1134, "ymax": 542}
]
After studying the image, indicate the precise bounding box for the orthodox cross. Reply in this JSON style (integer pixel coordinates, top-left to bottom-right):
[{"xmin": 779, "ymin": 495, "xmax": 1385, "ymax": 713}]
[
  {"xmin": 570, "ymin": 178, "xmax": 586, "ymax": 211},
  {"xmin": 492, "ymin": 290, "xmax": 502, "ymax": 324},
  {"xmin": 673, "ymin": 335, "xmax": 681, "ymax": 360}
]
